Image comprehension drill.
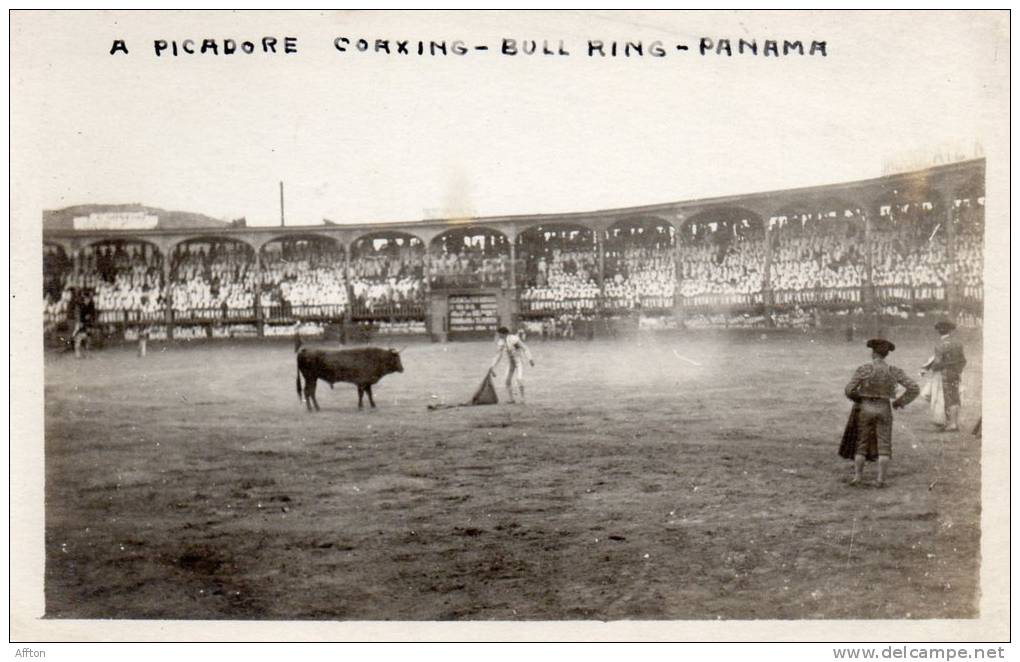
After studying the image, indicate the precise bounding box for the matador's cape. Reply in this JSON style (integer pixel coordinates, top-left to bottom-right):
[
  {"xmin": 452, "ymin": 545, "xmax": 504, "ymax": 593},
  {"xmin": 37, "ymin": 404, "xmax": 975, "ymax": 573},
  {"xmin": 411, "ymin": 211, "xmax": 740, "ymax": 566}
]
[
  {"xmin": 839, "ymin": 403, "xmax": 878, "ymax": 462},
  {"xmin": 427, "ymin": 372, "xmax": 499, "ymax": 410}
]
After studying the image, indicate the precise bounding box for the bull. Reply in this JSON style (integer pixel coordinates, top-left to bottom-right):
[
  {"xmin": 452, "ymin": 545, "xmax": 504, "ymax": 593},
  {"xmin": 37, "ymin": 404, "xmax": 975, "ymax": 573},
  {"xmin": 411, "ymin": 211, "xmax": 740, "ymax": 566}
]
[{"xmin": 295, "ymin": 339, "xmax": 404, "ymax": 411}]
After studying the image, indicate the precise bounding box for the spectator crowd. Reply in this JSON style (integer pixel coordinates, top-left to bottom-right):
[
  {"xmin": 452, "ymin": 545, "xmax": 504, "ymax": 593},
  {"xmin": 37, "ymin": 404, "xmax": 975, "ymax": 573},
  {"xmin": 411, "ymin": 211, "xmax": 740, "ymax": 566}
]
[
  {"xmin": 259, "ymin": 239, "xmax": 348, "ymax": 314},
  {"xmin": 429, "ymin": 230, "xmax": 510, "ymax": 289},
  {"xmin": 677, "ymin": 219, "xmax": 766, "ymax": 300},
  {"xmin": 42, "ymin": 197, "xmax": 984, "ymax": 335},
  {"xmin": 769, "ymin": 214, "xmax": 866, "ymax": 293},
  {"xmin": 519, "ymin": 228, "xmax": 600, "ymax": 312},
  {"xmin": 349, "ymin": 235, "xmax": 425, "ymax": 315},
  {"xmin": 168, "ymin": 241, "xmax": 256, "ymax": 317},
  {"xmin": 45, "ymin": 243, "xmax": 165, "ymax": 326}
]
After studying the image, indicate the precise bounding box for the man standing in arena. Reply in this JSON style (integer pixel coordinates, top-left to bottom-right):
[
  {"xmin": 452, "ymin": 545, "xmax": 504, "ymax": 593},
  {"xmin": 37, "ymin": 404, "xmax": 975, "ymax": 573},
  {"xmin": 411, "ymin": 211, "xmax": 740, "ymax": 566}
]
[
  {"xmin": 922, "ymin": 319, "xmax": 967, "ymax": 432},
  {"xmin": 72, "ymin": 289, "xmax": 97, "ymax": 359},
  {"xmin": 490, "ymin": 326, "xmax": 534, "ymax": 404},
  {"xmin": 844, "ymin": 338, "xmax": 920, "ymax": 487}
]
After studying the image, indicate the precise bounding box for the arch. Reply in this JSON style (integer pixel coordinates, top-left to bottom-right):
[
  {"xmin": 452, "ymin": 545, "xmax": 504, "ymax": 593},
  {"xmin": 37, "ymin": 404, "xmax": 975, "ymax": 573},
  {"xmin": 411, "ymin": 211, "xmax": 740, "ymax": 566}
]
[
  {"xmin": 771, "ymin": 196, "xmax": 864, "ymax": 220},
  {"xmin": 43, "ymin": 239, "xmax": 72, "ymax": 258},
  {"xmin": 259, "ymin": 231, "xmax": 344, "ymax": 254},
  {"xmin": 515, "ymin": 222, "xmax": 600, "ymax": 259},
  {"xmin": 603, "ymin": 216, "xmax": 678, "ymax": 272},
  {"xmin": 682, "ymin": 205, "xmax": 764, "ymax": 226},
  {"xmin": 515, "ymin": 221, "xmax": 598, "ymax": 245},
  {"xmin": 429, "ymin": 225, "xmax": 511, "ymax": 253},
  {"xmin": 75, "ymin": 237, "xmax": 167, "ymax": 273},
  {"xmin": 515, "ymin": 222, "xmax": 601, "ymax": 293},
  {"xmin": 167, "ymin": 233, "xmax": 257, "ymax": 256},
  {"xmin": 351, "ymin": 229, "xmax": 425, "ymax": 258},
  {"xmin": 259, "ymin": 233, "xmax": 344, "ymax": 260},
  {"xmin": 679, "ymin": 206, "xmax": 765, "ymax": 244},
  {"xmin": 768, "ymin": 196, "xmax": 866, "ymax": 236},
  {"xmin": 869, "ymin": 180, "xmax": 941, "ymax": 213},
  {"xmin": 81, "ymin": 235, "xmax": 164, "ymax": 256},
  {"xmin": 169, "ymin": 236, "xmax": 257, "ymax": 284},
  {"xmin": 348, "ymin": 229, "xmax": 427, "ymax": 292},
  {"xmin": 605, "ymin": 215, "xmax": 678, "ymax": 243},
  {"xmin": 428, "ymin": 225, "xmax": 513, "ymax": 289}
]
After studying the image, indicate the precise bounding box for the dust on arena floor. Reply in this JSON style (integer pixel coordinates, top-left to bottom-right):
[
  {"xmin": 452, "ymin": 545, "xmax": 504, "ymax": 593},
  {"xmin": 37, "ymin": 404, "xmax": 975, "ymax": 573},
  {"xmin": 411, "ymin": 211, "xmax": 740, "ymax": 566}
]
[{"xmin": 44, "ymin": 330, "xmax": 982, "ymax": 620}]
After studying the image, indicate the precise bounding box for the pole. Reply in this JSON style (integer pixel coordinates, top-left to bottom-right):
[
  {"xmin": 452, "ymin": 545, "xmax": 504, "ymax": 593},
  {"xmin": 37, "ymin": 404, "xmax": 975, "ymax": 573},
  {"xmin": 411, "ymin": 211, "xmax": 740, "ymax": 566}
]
[{"xmin": 279, "ymin": 181, "xmax": 285, "ymax": 227}]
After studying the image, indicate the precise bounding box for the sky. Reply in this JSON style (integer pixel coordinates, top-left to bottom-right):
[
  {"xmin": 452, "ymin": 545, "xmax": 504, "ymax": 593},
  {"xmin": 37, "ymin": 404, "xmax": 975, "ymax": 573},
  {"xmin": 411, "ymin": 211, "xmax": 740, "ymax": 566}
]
[{"xmin": 11, "ymin": 10, "xmax": 1007, "ymax": 227}]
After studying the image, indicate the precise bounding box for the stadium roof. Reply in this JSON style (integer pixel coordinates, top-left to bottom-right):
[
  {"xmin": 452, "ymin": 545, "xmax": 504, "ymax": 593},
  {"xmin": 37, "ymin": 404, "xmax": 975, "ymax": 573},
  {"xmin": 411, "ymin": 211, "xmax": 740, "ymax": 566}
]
[{"xmin": 41, "ymin": 159, "xmax": 984, "ymax": 241}]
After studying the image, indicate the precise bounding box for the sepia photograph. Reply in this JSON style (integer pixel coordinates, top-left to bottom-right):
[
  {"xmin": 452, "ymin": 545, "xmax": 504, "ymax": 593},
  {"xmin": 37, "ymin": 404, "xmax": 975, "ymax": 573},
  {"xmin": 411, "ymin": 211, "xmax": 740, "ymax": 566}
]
[{"xmin": 9, "ymin": 9, "xmax": 1010, "ymax": 644}]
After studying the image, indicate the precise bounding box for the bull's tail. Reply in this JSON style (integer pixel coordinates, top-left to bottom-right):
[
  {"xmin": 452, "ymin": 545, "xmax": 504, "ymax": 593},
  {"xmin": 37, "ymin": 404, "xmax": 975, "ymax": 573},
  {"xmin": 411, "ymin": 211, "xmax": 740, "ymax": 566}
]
[{"xmin": 296, "ymin": 366, "xmax": 303, "ymax": 401}]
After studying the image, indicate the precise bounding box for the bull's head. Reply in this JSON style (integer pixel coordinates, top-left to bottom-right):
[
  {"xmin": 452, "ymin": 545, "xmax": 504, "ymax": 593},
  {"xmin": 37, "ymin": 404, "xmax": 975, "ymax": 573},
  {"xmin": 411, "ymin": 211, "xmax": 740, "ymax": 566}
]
[{"xmin": 388, "ymin": 348, "xmax": 404, "ymax": 373}]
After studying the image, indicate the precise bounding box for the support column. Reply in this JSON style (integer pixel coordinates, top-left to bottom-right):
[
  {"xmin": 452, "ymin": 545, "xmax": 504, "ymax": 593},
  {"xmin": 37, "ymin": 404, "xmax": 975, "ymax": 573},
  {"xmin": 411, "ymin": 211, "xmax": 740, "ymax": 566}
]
[
  {"xmin": 343, "ymin": 245, "xmax": 354, "ymax": 342},
  {"xmin": 254, "ymin": 249, "xmax": 264, "ymax": 337},
  {"xmin": 162, "ymin": 254, "xmax": 174, "ymax": 340},
  {"xmin": 595, "ymin": 231, "xmax": 607, "ymax": 322},
  {"xmin": 422, "ymin": 246, "xmax": 432, "ymax": 294},
  {"xmin": 508, "ymin": 241, "xmax": 518, "ymax": 329},
  {"xmin": 762, "ymin": 220, "xmax": 775, "ymax": 326},
  {"xmin": 943, "ymin": 188, "xmax": 958, "ymax": 320},
  {"xmin": 673, "ymin": 234, "xmax": 683, "ymax": 317},
  {"xmin": 508, "ymin": 241, "xmax": 517, "ymax": 290},
  {"xmin": 422, "ymin": 247, "xmax": 433, "ymax": 337},
  {"xmin": 596, "ymin": 231, "xmax": 605, "ymax": 292},
  {"xmin": 863, "ymin": 207, "xmax": 877, "ymax": 337}
]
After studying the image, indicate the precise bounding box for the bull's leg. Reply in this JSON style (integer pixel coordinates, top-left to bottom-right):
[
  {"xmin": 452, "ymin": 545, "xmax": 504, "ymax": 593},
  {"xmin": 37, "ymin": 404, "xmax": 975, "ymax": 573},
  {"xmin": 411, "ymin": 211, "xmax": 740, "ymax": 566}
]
[
  {"xmin": 301, "ymin": 374, "xmax": 314, "ymax": 412},
  {"xmin": 366, "ymin": 384, "xmax": 376, "ymax": 408},
  {"xmin": 357, "ymin": 385, "xmax": 364, "ymax": 409},
  {"xmin": 307, "ymin": 379, "xmax": 320, "ymax": 412}
]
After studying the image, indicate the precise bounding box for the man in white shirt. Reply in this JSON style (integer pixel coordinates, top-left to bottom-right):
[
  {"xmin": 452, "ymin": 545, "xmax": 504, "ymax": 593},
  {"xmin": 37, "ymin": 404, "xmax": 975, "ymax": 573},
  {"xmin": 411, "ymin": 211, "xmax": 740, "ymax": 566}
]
[{"xmin": 489, "ymin": 326, "xmax": 535, "ymax": 404}]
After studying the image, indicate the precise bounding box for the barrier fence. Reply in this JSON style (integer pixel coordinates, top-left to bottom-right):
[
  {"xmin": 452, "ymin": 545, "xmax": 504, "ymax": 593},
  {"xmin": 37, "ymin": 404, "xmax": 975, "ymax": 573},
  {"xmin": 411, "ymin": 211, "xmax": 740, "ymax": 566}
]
[
  {"xmin": 680, "ymin": 292, "xmax": 764, "ymax": 310},
  {"xmin": 350, "ymin": 300, "xmax": 426, "ymax": 320},
  {"xmin": 47, "ymin": 283, "xmax": 979, "ymax": 337},
  {"xmin": 429, "ymin": 273, "xmax": 509, "ymax": 289},
  {"xmin": 773, "ymin": 286, "xmax": 862, "ymax": 307},
  {"xmin": 264, "ymin": 304, "xmax": 348, "ymax": 322}
]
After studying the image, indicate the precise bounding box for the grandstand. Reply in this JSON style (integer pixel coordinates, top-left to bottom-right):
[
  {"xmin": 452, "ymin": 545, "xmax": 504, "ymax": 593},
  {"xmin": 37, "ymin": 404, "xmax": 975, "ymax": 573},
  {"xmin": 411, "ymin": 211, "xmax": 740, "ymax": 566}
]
[{"xmin": 42, "ymin": 159, "xmax": 984, "ymax": 343}]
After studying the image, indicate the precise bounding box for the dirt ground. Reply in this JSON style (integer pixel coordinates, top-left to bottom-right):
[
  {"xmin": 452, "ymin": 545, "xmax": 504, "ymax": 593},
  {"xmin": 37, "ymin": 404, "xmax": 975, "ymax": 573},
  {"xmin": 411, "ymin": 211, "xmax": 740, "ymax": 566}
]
[{"xmin": 44, "ymin": 330, "xmax": 983, "ymax": 620}]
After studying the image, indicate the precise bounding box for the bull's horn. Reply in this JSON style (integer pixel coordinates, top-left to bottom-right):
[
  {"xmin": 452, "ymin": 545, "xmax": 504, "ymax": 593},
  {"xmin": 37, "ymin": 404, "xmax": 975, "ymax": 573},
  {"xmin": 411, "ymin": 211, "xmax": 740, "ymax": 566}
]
[{"xmin": 396, "ymin": 345, "xmax": 408, "ymax": 353}]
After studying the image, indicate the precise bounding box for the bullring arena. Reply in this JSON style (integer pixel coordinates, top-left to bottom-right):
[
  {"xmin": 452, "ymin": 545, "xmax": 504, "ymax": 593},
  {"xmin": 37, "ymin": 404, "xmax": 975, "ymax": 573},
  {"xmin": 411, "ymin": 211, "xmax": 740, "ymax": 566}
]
[{"xmin": 43, "ymin": 159, "xmax": 984, "ymax": 620}]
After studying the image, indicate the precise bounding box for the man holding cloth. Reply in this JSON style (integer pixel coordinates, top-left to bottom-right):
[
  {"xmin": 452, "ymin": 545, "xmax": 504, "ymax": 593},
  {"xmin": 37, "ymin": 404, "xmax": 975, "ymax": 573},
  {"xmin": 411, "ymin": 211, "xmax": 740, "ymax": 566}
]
[
  {"xmin": 922, "ymin": 319, "xmax": 968, "ymax": 432},
  {"xmin": 490, "ymin": 326, "xmax": 534, "ymax": 404},
  {"xmin": 843, "ymin": 338, "xmax": 920, "ymax": 487}
]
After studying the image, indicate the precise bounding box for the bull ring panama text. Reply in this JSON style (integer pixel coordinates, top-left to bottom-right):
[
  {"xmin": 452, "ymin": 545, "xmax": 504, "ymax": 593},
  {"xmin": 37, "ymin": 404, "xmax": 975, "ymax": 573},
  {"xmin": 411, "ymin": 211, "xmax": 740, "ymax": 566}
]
[{"xmin": 108, "ymin": 37, "xmax": 828, "ymax": 58}]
